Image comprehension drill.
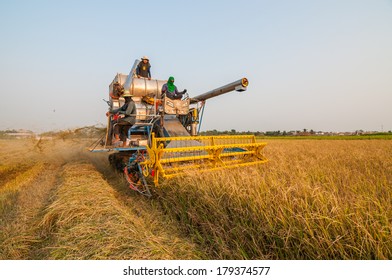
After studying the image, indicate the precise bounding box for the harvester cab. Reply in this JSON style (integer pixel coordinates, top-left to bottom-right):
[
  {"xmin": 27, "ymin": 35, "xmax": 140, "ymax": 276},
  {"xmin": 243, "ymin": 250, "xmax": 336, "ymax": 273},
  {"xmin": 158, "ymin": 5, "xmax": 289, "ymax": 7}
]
[{"xmin": 90, "ymin": 59, "xmax": 267, "ymax": 196}]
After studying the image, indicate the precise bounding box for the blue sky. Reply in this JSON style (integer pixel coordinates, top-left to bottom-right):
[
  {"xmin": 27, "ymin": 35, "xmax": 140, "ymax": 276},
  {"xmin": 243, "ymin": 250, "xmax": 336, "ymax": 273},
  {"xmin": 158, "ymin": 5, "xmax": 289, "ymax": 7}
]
[{"xmin": 0, "ymin": 0, "xmax": 391, "ymax": 132}]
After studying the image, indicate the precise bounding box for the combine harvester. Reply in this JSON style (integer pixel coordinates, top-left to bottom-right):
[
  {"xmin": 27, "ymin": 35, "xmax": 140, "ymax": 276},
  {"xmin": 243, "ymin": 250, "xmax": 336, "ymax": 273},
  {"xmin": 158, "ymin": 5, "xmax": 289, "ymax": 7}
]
[{"xmin": 90, "ymin": 59, "xmax": 268, "ymax": 196}]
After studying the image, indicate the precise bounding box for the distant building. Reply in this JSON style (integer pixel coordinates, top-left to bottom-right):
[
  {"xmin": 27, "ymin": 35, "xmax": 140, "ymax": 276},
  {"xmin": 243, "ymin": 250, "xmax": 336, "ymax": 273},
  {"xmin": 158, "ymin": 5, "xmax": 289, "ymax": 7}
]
[{"xmin": 4, "ymin": 129, "xmax": 35, "ymax": 139}]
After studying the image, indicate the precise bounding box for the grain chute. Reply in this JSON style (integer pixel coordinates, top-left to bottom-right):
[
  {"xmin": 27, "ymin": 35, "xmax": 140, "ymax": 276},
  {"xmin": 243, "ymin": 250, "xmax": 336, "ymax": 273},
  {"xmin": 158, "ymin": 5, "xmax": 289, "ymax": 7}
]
[{"xmin": 90, "ymin": 59, "xmax": 268, "ymax": 196}]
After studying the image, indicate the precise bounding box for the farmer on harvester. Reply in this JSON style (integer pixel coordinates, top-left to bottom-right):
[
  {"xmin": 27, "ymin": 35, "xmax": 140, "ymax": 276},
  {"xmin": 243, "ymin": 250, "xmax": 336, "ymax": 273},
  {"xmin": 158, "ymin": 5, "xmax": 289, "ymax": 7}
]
[
  {"xmin": 106, "ymin": 92, "xmax": 137, "ymax": 147},
  {"xmin": 161, "ymin": 76, "xmax": 187, "ymax": 100}
]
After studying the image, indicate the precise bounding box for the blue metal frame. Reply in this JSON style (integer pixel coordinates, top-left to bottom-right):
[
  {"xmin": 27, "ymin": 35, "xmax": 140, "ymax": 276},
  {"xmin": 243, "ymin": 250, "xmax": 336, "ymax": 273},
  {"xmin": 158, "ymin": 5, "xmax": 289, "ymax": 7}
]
[
  {"xmin": 127, "ymin": 124, "xmax": 152, "ymax": 138},
  {"xmin": 90, "ymin": 146, "xmax": 146, "ymax": 153},
  {"xmin": 197, "ymin": 103, "xmax": 205, "ymax": 135},
  {"xmin": 91, "ymin": 123, "xmax": 153, "ymax": 153}
]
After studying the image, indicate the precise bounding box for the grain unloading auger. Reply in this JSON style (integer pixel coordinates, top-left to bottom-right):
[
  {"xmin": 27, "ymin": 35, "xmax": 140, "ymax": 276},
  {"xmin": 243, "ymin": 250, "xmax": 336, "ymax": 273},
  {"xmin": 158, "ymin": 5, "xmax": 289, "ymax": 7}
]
[{"xmin": 90, "ymin": 59, "xmax": 268, "ymax": 196}]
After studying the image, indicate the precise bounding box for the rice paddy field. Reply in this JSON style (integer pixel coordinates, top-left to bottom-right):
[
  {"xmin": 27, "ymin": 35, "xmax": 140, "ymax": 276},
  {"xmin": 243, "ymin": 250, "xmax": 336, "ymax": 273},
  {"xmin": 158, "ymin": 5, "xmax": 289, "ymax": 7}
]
[{"xmin": 0, "ymin": 136, "xmax": 391, "ymax": 259}]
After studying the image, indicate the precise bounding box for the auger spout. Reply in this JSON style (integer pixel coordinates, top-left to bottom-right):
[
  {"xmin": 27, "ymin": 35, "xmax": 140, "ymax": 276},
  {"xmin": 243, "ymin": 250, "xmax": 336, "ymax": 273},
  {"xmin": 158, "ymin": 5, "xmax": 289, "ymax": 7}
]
[
  {"xmin": 122, "ymin": 59, "xmax": 140, "ymax": 94},
  {"xmin": 190, "ymin": 78, "xmax": 249, "ymax": 104}
]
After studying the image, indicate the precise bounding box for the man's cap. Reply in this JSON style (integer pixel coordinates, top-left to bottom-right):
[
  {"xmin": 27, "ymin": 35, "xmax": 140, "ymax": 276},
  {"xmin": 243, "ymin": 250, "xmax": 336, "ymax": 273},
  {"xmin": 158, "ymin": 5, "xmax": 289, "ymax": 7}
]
[
  {"xmin": 141, "ymin": 56, "xmax": 149, "ymax": 60},
  {"xmin": 122, "ymin": 92, "xmax": 133, "ymax": 97}
]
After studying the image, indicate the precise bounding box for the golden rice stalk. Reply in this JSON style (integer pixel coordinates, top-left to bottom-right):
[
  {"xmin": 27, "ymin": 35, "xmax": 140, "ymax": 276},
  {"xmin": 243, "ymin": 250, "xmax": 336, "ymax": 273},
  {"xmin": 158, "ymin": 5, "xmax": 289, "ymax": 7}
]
[
  {"xmin": 156, "ymin": 140, "xmax": 392, "ymax": 259},
  {"xmin": 39, "ymin": 163, "xmax": 202, "ymax": 260}
]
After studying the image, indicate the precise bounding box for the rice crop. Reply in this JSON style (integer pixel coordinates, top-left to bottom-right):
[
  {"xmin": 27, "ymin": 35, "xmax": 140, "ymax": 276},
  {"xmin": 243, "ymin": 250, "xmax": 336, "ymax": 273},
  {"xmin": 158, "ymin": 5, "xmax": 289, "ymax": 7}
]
[
  {"xmin": 0, "ymin": 162, "xmax": 58, "ymax": 259},
  {"xmin": 38, "ymin": 162, "xmax": 204, "ymax": 259},
  {"xmin": 1, "ymin": 137, "xmax": 391, "ymax": 260},
  {"xmin": 0, "ymin": 163, "xmax": 46, "ymax": 216},
  {"xmin": 1, "ymin": 138, "xmax": 204, "ymax": 259},
  {"xmin": 155, "ymin": 140, "xmax": 392, "ymax": 259}
]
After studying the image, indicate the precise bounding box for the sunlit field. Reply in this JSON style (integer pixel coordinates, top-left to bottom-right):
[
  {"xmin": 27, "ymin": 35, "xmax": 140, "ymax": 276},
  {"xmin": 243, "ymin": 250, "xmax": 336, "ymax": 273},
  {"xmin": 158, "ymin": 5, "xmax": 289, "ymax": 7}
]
[
  {"xmin": 0, "ymin": 138, "xmax": 203, "ymax": 259},
  {"xmin": 1, "ymin": 137, "xmax": 391, "ymax": 259},
  {"xmin": 157, "ymin": 140, "xmax": 392, "ymax": 259}
]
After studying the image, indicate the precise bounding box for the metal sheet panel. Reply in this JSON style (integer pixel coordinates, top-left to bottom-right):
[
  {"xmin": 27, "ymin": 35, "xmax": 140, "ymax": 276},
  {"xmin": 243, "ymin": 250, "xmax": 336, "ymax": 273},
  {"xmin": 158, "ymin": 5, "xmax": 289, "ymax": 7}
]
[{"xmin": 162, "ymin": 116, "xmax": 190, "ymax": 137}]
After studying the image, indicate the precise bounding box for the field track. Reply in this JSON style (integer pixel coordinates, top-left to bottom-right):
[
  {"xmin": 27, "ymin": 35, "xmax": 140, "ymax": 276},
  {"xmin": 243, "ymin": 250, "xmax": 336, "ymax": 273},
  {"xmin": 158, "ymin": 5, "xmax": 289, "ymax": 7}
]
[{"xmin": 0, "ymin": 139, "xmax": 205, "ymax": 259}]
